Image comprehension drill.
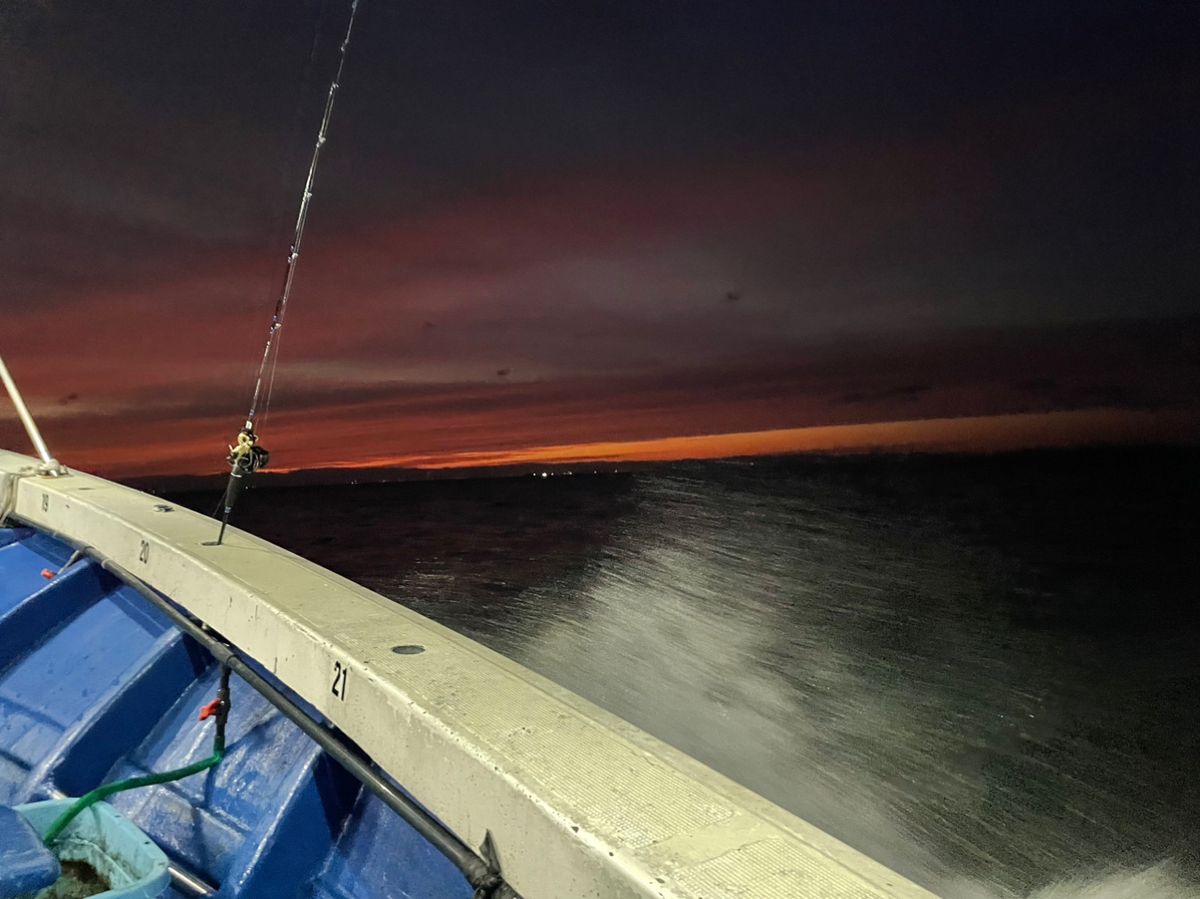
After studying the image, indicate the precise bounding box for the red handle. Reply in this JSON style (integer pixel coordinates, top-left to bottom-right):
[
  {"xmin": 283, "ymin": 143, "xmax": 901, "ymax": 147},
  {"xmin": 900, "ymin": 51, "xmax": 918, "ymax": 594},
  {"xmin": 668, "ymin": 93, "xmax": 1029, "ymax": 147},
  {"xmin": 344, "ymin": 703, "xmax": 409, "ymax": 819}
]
[{"xmin": 198, "ymin": 699, "xmax": 223, "ymax": 721}]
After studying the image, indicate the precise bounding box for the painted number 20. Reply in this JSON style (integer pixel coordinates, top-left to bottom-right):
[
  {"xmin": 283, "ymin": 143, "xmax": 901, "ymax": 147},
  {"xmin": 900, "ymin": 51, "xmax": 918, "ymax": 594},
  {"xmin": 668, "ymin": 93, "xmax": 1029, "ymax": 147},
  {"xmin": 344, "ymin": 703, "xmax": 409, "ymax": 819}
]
[{"xmin": 331, "ymin": 661, "xmax": 348, "ymax": 701}]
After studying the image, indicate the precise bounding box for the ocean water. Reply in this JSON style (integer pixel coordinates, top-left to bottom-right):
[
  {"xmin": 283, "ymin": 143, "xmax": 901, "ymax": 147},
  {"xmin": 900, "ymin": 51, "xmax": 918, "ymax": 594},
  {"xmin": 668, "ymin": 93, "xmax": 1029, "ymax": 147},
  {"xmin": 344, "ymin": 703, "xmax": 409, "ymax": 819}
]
[{"xmin": 170, "ymin": 448, "xmax": 1200, "ymax": 899}]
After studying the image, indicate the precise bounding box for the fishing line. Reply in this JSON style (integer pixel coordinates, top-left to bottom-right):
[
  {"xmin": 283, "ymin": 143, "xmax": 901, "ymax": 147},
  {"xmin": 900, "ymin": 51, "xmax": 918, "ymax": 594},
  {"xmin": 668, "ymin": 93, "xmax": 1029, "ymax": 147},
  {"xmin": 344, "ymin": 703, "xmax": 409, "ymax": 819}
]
[
  {"xmin": 246, "ymin": 0, "xmax": 359, "ymax": 432},
  {"xmin": 211, "ymin": 0, "xmax": 361, "ymax": 545},
  {"xmin": 247, "ymin": 0, "xmax": 332, "ymax": 430}
]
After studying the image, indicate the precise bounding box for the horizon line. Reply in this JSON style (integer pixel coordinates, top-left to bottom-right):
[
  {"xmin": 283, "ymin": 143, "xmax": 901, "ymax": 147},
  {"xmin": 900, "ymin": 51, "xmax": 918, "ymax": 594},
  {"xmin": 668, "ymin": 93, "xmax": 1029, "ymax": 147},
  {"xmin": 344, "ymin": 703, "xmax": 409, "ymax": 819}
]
[{"xmin": 258, "ymin": 407, "xmax": 1198, "ymax": 476}]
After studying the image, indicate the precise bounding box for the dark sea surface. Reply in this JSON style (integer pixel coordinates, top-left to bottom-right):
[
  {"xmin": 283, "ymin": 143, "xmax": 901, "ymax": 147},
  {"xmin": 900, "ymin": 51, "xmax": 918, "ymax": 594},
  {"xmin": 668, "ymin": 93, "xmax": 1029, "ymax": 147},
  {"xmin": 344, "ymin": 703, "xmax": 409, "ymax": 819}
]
[{"xmin": 170, "ymin": 448, "xmax": 1200, "ymax": 899}]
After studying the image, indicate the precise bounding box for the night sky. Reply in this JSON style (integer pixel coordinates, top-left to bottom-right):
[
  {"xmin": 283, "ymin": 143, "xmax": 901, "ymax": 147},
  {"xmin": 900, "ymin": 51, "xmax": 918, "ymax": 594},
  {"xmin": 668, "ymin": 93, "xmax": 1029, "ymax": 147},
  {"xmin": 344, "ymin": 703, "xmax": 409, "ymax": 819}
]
[{"xmin": 2, "ymin": 1, "xmax": 1197, "ymax": 477}]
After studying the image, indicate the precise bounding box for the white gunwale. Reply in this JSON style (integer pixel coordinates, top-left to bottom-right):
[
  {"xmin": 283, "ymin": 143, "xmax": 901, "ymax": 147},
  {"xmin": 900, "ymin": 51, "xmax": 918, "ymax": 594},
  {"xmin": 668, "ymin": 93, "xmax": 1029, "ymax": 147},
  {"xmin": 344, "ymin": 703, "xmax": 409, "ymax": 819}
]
[{"xmin": 0, "ymin": 449, "xmax": 936, "ymax": 899}]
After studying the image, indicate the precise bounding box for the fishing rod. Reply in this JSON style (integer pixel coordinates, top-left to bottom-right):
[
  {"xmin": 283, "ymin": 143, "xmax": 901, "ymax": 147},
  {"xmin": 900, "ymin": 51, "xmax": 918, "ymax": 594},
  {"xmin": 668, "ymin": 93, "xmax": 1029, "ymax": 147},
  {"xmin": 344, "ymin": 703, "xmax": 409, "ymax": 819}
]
[{"xmin": 212, "ymin": 0, "xmax": 360, "ymax": 546}]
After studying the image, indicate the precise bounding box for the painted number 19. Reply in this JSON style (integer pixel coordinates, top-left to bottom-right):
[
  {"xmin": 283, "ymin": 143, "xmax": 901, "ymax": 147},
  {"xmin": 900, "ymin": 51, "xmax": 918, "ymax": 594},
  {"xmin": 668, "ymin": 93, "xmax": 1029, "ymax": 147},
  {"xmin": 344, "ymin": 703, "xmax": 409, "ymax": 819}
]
[{"xmin": 331, "ymin": 661, "xmax": 348, "ymax": 701}]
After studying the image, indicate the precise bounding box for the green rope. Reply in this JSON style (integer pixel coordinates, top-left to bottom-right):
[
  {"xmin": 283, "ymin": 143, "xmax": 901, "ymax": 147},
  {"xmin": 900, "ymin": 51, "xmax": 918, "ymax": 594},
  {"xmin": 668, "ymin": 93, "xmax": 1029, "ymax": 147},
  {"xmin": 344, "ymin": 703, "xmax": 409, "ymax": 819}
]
[
  {"xmin": 42, "ymin": 736, "xmax": 225, "ymax": 846},
  {"xmin": 43, "ymin": 665, "xmax": 232, "ymax": 847}
]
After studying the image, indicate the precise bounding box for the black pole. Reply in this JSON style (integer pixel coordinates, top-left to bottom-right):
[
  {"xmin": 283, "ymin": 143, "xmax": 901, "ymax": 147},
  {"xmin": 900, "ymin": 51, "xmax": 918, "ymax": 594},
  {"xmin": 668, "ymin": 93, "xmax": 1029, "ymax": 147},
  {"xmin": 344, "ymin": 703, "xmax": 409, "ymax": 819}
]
[
  {"xmin": 213, "ymin": 469, "xmax": 243, "ymax": 545},
  {"xmin": 98, "ymin": 555, "xmax": 510, "ymax": 896}
]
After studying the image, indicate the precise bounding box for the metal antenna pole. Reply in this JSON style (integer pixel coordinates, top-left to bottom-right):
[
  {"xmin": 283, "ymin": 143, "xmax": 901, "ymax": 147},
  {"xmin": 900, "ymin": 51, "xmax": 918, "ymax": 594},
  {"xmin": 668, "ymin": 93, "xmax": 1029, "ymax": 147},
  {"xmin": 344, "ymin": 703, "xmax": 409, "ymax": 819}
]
[
  {"xmin": 210, "ymin": 0, "xmax": 360, "ymax": 546},
  {"xmin": 0, "ymin": 354, "xmax": 66, "ymax": 476}
]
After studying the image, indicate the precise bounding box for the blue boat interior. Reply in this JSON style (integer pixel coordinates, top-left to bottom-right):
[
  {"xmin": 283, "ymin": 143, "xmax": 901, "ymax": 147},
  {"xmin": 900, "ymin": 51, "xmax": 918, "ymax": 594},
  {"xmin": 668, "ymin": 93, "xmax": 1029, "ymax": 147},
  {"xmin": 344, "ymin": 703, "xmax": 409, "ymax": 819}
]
[{"xmin": 0, "ymin": 525, "xmax": 475, "ymax": 899}]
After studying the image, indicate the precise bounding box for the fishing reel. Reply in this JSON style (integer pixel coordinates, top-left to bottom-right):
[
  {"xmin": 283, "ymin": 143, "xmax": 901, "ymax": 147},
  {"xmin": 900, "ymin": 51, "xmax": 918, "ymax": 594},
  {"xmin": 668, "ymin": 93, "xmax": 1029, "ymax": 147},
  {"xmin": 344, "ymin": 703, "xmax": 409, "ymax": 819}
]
[
  {"xmin": 209, "ymin": 428, "xmax": 270, "ymax": 545},
  {"xmin": 227, "ymin": 428, "xmax": 270, "ymax": 475}
]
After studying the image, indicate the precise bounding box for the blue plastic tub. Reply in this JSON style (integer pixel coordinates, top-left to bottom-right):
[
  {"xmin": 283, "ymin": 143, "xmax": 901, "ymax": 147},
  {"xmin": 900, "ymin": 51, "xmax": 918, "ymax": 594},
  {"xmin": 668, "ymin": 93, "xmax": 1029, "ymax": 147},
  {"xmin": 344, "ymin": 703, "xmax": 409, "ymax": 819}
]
[
  {"xmin": 14, "ymin": 800, "xmax": 170, "ymax": 899},
  {"xmin": 0, "ymin": 805, "xmax": 60, "ymax": 897}
]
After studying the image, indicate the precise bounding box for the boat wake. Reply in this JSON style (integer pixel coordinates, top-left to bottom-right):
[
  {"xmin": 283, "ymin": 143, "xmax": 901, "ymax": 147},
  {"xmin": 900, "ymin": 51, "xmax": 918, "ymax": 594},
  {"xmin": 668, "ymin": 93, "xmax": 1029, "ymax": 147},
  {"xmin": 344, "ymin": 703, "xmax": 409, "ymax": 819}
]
[
  {"xmin": 948, "ymin": 862, "xmax": 1196, "ymax": 899},
  {"xmin": 234, "ymin": 455, "xmax": 1200, "ymax": 898},
  {"xmin": 473, "ymin": 467, "xmax": 1200, "ymax": 899}
]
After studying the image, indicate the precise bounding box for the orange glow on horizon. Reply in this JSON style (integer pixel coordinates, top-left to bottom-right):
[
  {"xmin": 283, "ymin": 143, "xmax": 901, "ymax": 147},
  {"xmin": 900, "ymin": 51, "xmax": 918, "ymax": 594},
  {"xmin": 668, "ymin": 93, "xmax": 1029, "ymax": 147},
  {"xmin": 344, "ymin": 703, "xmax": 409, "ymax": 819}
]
[
  {"xmin": 6, "ymin": 406, "xmax": 1195, "ymax": 481},
  {"xmin": 267, "ymin": 408, "xmax": 1199, "ymax": 475}
]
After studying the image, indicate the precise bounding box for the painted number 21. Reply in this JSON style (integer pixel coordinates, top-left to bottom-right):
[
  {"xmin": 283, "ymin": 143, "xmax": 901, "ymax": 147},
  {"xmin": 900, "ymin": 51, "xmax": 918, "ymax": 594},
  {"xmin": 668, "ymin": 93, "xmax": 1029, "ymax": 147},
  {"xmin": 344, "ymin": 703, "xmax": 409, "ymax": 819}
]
[{"xmin": 331, "ymin": 660, "xmax": 348, "ymax": 701}]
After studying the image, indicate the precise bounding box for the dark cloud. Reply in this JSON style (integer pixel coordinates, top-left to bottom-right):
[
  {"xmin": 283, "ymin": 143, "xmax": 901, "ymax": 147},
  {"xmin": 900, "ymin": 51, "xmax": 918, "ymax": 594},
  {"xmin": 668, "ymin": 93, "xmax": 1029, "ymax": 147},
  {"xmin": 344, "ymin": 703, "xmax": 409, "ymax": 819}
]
[
  {"xmin": 1018, "ymin": 377, "xmax": 1058, "ymax": 395},
  {"xmin": 3, "ymin": 318, "xmax": 1196, "ymax": 478},
  {"xmin": 2, "ymin": 2, "xmax": 1198, "ymax": 474},
  {"xmin": 838, "ymin": 384, "xmax": 932, "ymax": 406}
]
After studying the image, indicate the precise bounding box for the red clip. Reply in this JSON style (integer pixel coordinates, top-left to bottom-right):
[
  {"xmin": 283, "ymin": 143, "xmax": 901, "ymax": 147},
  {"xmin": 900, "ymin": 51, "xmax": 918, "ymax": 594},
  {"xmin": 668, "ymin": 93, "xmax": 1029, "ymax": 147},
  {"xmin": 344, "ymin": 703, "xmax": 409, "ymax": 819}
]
[
  {"xmin": 41, "ymin": 569, "xmax": 56, "ymax": 580},
  {"xmin": 198, "ymin": 699, "xmax": 223, "ymax": 721}
]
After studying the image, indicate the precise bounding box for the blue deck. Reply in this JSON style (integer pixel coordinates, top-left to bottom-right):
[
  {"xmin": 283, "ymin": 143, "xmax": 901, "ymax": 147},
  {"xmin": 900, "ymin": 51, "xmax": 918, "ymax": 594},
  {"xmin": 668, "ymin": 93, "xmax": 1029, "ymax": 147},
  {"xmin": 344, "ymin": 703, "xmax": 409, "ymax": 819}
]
[{"xmin": 0, "ymin": 525, "xmax": 474, "ymax": 899}]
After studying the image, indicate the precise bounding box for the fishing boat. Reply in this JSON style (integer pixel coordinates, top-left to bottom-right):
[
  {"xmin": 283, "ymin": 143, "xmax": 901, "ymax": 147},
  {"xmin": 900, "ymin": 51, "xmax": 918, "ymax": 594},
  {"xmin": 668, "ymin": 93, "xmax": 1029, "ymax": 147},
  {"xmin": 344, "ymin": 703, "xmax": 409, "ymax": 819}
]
[
  {"xmin": 1, "ymin": 3, "xmax": 939, "ymax": 897},
  {"xmin": 0, "ymin": 438, "xmax": 943, "ymax": 899}
]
